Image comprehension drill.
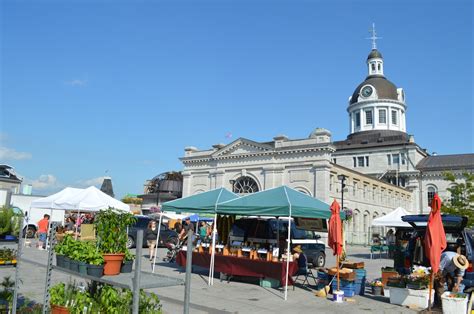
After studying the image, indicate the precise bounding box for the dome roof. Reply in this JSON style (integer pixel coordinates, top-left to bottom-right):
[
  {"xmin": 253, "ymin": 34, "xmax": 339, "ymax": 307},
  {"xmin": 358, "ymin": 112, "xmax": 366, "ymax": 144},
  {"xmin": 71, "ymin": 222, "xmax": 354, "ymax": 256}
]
[
  {"xmin": 367, "ymin": 49, "xmax": 383, "ymax": 60},
  {"xmin": 350, "ymin": 76, "xmax": 398, "ymax": 105}
]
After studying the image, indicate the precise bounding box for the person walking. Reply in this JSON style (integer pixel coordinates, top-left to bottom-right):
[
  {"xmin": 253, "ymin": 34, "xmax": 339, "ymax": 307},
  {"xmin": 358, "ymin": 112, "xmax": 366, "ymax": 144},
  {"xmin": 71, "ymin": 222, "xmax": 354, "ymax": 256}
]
[
  {"xmin": 37, "ymin": 214, "xmax": 50, "ymax": 250},
  {"xmin": 145, "ymin": 220, "xmax": 159, "ymax": 261}
]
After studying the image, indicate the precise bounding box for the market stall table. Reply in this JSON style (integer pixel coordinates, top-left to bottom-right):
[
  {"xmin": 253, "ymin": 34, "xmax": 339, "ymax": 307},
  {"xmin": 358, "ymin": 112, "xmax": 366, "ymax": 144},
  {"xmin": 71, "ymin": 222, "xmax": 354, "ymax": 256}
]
[{"xmin": 176, "ymin": 251, "xmax": 298, "ymax": 286}]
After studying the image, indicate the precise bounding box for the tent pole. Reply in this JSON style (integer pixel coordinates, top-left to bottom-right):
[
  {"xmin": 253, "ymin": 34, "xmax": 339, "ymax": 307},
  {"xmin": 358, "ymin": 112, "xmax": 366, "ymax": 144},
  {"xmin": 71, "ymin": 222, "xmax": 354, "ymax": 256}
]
[
  {"xmin": 428, "ymin": 271, "xmax": 433, "ymax": 311},
  {"xmin": 152, "ymin": 213, "xmax": 163, "ymax": 273},
  {"xmin": 284, "ymin": 214, "xmax": 291, "ymax": 301},
  {"xmin": 208, "ymin": 213, "xmax": 217, "ymax": 285},
  {"xmin": 75, "ymin": 209, "xmax": 80, "ymax": 240}
]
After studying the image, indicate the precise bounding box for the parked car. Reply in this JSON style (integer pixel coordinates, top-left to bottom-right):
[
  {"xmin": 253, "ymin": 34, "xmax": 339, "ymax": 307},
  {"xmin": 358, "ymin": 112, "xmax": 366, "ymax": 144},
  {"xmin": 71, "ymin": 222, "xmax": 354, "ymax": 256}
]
[
  {"xmin": 228, "ymin": 217, "xmax": 326, "ymax": 267},
  {"xmin": 401, "ymin": 214, "xmax": 472, "ymax": 266},
  {"xmin": 126, "ymin": 215, "xmax": 179, "ymax": 249}
]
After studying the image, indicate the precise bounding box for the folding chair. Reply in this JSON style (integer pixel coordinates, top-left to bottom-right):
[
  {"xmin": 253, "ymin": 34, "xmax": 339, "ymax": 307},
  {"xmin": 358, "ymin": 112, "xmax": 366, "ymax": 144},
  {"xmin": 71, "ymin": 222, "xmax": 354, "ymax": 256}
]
[{"xmin": 293, "ymin": 264, "xmax": 318, "ymax": 290}]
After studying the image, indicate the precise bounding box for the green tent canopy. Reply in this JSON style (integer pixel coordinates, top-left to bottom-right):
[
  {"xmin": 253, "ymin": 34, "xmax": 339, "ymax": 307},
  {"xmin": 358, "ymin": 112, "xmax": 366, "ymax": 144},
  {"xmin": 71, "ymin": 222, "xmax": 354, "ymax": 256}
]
[
  {"xmin": 161, "ymin": 187, "xmax": 239, "ymax": 214},
  {"xmin": 217, "ymin": 185, "xmax": 344, "ymax": 219}
]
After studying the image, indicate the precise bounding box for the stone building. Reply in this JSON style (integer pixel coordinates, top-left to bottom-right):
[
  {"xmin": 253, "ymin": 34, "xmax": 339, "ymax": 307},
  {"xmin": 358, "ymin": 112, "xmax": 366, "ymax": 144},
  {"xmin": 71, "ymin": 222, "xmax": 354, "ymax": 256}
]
[{"xmin": 179, "ymin": 31, "xmax": 473, "ymax": 244}]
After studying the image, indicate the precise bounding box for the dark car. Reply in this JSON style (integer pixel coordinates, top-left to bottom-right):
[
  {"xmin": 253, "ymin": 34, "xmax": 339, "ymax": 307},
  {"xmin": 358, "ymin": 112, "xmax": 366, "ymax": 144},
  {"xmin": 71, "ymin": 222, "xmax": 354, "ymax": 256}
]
[
  {"xmin": 401, "ymin": 214, "xmax": 473, "ymax": 265},
  {"xmin": 229, "ymin": 217, "xmax": 326, "ymax": 267},
  {"xmin": 126, "ymin": 215, "xmax": 179, "ymax": 249}
]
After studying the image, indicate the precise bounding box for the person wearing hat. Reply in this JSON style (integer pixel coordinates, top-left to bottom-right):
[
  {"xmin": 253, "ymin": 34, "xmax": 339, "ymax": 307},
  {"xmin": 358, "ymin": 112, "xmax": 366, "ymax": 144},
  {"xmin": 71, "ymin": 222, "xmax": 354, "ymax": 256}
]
[
  {"xmin": 292, "ymin": 245, "xmax": 308, "ymax": 274},
  {"xmin": 434, "ymin": 251, "xmax": 468, "ymax": 302}
]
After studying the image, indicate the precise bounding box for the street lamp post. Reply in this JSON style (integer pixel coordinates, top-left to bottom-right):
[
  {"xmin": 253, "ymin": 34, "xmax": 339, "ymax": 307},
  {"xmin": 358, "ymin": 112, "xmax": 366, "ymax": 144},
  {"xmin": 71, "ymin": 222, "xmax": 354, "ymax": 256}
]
[{"xmin": 337, "ymin": 175, "xmax": 347, "ymax": 255}]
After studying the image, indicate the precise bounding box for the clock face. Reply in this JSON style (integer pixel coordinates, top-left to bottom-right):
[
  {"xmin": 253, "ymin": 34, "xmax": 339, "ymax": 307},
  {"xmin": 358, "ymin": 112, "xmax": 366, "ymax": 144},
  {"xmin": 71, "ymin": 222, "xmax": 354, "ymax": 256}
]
[{"xmin": 361, "ymin": 86, "xmax": 373, "ymax": 98}]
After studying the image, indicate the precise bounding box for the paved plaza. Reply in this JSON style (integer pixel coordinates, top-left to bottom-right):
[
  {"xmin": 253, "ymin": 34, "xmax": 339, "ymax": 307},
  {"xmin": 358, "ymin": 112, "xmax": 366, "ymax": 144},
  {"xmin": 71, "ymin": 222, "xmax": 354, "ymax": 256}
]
[{"xmin": 0, "ymin": 242, "xmax": 417, "ymax": 313}]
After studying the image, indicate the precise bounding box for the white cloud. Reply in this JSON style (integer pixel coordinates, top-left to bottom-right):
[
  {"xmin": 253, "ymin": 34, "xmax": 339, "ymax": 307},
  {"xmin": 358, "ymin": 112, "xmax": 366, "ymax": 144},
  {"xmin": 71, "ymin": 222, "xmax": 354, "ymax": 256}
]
[
  {"xmin": 0, "ymin": 146, "xmax": 32, "ymax": 160},
  {"xmin": 77, "ymin": 176, "xmax": 105, "ymax": 187},
  {"xmin": 26, "ymin": 174, "xmax": 60, "ymax": 191},
  {"xmin": 65, "ymin": 79, "xmax": 87, "ymax": 86}
]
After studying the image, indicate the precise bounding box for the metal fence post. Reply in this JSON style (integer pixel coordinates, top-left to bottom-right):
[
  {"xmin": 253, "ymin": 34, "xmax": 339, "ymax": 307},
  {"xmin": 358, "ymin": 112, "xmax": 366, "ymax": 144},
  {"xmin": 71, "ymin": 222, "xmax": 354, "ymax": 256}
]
[
  {"xmin": 184, "ymin": 229, "xmax": 193, "ymax": 314},
  {"xmin": 12, "ymin": 218, "xmax": 25, "ymax": 314},
  {"xmin": 132, "ymin": 229, "xmax": 143, "ymax": 314}
]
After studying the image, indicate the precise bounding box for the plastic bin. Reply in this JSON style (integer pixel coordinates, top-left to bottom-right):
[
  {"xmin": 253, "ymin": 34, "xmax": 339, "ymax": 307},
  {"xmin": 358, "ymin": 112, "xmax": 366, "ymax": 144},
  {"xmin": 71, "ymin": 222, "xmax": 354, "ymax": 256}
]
[
  {"xmin": 332, "ymin": 280, "xmax": 355, "ymax": 297},
  {"xmin": 388, "ymin": 287, "xmax": 434, "ymax": 309},
  {"xmin": 441, "ymin": 292, "xmax": 468, "ymax": 314},
  {"xmin": 259, "ymin": 278, "xmax": 280, "ymax": 288}
]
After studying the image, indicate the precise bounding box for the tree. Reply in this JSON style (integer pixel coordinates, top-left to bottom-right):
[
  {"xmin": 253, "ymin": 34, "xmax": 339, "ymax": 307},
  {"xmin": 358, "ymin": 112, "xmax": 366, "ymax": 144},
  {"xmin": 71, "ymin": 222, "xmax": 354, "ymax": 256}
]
[{"xmin": 441, "ymin": 172, "xmax": 474, "ymax": 227}]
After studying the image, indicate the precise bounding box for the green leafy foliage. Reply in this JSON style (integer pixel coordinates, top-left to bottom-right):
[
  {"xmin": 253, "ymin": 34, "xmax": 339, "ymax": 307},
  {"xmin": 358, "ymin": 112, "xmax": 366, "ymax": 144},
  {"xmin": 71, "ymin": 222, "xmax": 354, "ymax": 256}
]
[
  {"xmin": 94, "ymin": 208, "xmax": 136, "ymax": 254},
  {"xmin": 55, "ymin": 235, "xmax": 104, "ymax": 265},
  {"xmin": 0, "ymin": 247, "xmax": 16, "ymax": 260},
  {"xmin": 0, "ymin": 206, "xmax": 22, "ymax": 236},
  {"xmin": 441, "ymin": 172, "xmax": 474, "ymax": 227},
  {"xmin": 0, "ymin": 276, "xmax": 15, "ymax": 310},
  {"xmin": 49, "ymin": 282, "xmax": 161, "ymax": 313}
]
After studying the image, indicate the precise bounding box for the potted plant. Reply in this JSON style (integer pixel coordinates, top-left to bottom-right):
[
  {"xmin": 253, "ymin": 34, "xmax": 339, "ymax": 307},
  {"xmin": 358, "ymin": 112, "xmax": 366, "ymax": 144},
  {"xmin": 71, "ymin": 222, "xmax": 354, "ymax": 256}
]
[
  {"xmin": 0, "ymin": 207, "xmax": 22, "ymax": 241},
  {"xmin": 50, "ymin": 283, "xmax": 74, "ymax": 314},
  {"xmin": 94, "ymin": 208, "xmax": 136, "ymax": 275},
  {"xmin": 369, "ymin": 278, "xmax": 384, "ymax": 296},
  {"xmin": 0, "ymin": 247, "xmax": 16, "ymax": 265},
  {"xmin": 121, "ymin": 251, "xmax": 134, "ymax": 273},
  {"xmin": 405, "ymin": 274, "xmax": 429, "ymax": 290},
  {"xmin": 85, "ymin": 247, "xmax": 104, "ymax": 278},
  {"xmin": 54, "ymin": 239, "xmax": 67, "ymax": 268}
]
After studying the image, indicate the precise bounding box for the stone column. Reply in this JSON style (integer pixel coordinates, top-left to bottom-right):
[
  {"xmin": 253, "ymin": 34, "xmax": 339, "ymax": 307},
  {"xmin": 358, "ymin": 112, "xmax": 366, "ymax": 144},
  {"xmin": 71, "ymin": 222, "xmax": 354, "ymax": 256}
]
[
  {"xmin": 182, "ymin": 171, "xmax": 192, "ymax": 197},
  {"xmin": 313, "ymin": 160, "xmax": 331, "ymax": 203}
]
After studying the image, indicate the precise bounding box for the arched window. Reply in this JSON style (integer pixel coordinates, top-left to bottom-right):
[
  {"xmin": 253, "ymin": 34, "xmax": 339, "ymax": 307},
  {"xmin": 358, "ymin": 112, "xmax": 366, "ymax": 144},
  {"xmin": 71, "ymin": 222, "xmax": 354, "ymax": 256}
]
[
  {"xmin": 427, "ymin": 186, "xmax": 437, "ymax": 205},
  {"xmin": 232, "ymin": 176, "xmax": 259, "ymax": 194}
]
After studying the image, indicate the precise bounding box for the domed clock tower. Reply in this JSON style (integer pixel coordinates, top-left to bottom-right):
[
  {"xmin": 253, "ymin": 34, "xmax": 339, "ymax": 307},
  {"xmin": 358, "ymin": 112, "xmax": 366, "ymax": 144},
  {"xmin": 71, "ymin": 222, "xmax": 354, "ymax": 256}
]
[{"xmin": 348, "ymin": 25, "xmax": 406, "ymax": 135}]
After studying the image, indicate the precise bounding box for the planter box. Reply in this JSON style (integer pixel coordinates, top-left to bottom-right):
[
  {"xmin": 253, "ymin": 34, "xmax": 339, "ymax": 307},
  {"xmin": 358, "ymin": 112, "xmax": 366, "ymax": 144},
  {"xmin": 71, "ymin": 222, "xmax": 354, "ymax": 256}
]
[
  {"xmin": 78, "ymin": 262, "xmax": 87, "ymax": 275},
  {"xmin": 87, "ymin": 264, "xmax": 104, "ymax": 278},
  {"xmin": 0, "ymin": 259, "xmax": 17, "ymax": 266},
  {"xmin": 69, "ymin": 260, "xmax": 79, "ymax": 273},
  {"xmin": 388, "ymin": 287, "xmax": 434, "ymax": 309},
  {"xmin": 121, "ymin": 260, "xmax": 133, "ymax": 273},
  {"xmin": 441, "ymin": 292, "xmax": 468, "ymax": 314}
]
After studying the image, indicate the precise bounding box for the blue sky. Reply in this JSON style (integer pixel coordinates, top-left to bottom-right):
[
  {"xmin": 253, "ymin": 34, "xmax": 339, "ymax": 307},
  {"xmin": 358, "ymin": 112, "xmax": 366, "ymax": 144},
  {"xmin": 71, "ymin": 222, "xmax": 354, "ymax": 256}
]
[{"xmin": 1, "ymin": 0, "xmax": 472, "ymax": 198}]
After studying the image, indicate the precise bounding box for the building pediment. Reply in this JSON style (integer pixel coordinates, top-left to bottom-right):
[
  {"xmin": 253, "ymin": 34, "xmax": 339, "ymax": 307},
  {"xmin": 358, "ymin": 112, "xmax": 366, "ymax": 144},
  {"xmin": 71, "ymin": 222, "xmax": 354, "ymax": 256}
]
[{"xmin": 212, "ymin": 138, "xmax": 273, "ymax": 158}]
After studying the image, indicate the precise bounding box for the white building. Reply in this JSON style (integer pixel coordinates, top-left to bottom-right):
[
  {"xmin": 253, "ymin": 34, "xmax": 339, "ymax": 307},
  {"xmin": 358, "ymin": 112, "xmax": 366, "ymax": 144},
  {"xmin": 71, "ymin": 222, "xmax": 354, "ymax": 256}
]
[{"xmin": 180, "ymin": 31, "xmax": 473, "ymax": 244}]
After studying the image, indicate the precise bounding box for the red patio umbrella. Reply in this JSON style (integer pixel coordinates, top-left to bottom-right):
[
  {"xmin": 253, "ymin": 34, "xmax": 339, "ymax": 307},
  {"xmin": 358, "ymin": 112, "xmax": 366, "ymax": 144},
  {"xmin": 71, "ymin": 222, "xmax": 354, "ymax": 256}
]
[
  {"xmin": 424, "ymin": 193, "xmax": 446, "ymax": 309},
  {"xmin": 328, "ymin": 200, "xmax": 343, "ymax": 291}
]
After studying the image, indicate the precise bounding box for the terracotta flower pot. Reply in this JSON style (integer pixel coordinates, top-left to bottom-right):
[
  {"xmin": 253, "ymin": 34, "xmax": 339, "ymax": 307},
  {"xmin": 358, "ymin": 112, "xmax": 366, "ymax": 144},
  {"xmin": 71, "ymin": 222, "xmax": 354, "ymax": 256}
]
[
  {"xmin": 51, "ymin": 304, "xmax": 70, "ymax": 314},
  {"xmin": 103, "ymin": 253, "xmax": 125, "ymax": 275}
]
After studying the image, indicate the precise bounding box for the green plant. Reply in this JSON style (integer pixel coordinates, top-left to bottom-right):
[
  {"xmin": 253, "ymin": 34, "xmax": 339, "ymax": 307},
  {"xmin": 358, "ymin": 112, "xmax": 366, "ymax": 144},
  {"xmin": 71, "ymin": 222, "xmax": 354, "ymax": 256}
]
[
  {"xmin": 94, "ymin": 208, "xmax": 136, "ymax": 254},
  {"xmin": 139, "ymin": 290, "xmax": 162, "ymax": 313},
  {"xmin": 96, "ymin": 285, "xmax": 131, "ymax": 313},
  {"xmin": 83, "ymin": 243, "xmax": 104, "ymax": 265},
  {"xmin": 442, "ymin": 172, "xmax": 474, "ymax": 227},
  {"xmin": 0, "ymin": 247, "xmax": 16, "ymax": 260},
  {"xmin": 0, "ymin": 276, "xmax": 15, "ymax": 311},
  {"xmin": 0, "ymin": 206, "xmax": 22, "ymax": 236},
  {"xmin": 124, "ymin": 250, "xmax": 135, "ymax": 262}
]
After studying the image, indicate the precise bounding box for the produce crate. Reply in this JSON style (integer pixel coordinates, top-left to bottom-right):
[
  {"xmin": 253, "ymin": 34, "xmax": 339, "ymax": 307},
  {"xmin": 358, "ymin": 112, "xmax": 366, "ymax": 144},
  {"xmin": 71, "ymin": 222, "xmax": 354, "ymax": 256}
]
[
  {"xmin": 0, "ymin": 259, "xmax": 17, "ymax": 266},
  {"xmin": 331, "ymin": 280, "xmax": 355, "ymax": 297},
  {"xmin": 341, "ymin": 261, "xmax": 365, "ymax": 269},
  {"xmin": 328, "ymin": 268, "xmax": 356, "ymax": 281},
  {"xmin": 381, "ymin": 270, "xmax": 399, "ymax": 287}
]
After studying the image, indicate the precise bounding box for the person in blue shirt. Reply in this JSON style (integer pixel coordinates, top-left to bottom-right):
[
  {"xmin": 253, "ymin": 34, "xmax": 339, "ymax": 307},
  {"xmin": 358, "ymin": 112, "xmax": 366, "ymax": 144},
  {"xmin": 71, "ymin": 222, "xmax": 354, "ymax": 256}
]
[{"xmin": 434, "ymin": 251, "xmax": 468, "ymax": 304}]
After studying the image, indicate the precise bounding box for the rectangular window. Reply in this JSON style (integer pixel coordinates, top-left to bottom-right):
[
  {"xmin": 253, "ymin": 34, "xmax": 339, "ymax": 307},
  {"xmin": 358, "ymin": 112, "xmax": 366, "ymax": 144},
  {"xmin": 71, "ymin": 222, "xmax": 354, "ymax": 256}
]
[
  {"xmin": 355, "ymin": 112, "xmax": 361, "ymax": 127},
  {"xmin": 401, "ymin": 153, "xmax": 406, "ymax": 165},
  {"xmin": 357, "ymin": 156, "xmax": 365, "ymax": 167},
  {"xmin": 365, "ymin": 156, "xmax": 369, "ymax": 167},
  {"xmin": 353, "ymin": 157, "xmax": 357, "ymax": 167},
  {"xmin": 391, "ymin": 110, "xmax": 398, "ymax": 125},
  {"xmin": 392, "ymin": 154, "xmax": 400, "ymax": 164},
  {"xmin": 332, "ymin": 158, "xmax": 337, "ymax": 164},
  {"xmin": 365, "ymin": 110, "xmax": 373, "ymax": 125},
  {"xmin": 379, "ymin": 109, "xmax": 386, "ymax": 124},
  {"xmin": 371, "ymin": 64, "xmax": 375, "ymax": 71},
  {"xmin": 387, "ymin": 154, "xmax": 391, "ymax": 165}
]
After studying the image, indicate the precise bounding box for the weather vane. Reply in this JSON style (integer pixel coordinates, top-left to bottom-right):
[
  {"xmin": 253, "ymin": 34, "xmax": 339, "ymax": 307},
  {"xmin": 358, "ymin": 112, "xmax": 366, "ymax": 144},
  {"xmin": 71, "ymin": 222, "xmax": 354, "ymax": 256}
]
[{"xmin": 367, "ymin": 23, "xmax": 381, "ymax": 50}]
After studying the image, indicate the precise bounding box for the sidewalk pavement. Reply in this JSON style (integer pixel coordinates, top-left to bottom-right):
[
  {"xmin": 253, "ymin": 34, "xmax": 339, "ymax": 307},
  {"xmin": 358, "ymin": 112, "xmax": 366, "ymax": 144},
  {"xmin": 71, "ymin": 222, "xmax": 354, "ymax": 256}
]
[{"xmin": 0, "ymin": 242, "xmax": 415, "ymax": 313}]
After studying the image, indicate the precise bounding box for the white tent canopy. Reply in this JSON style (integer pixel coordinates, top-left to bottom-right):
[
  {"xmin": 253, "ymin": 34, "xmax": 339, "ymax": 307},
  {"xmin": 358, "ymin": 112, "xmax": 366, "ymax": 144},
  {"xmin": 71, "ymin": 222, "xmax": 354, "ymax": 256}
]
[
  {"xmin": 30, "ymin": 186, "xmax": 130, "ymax": 212},
  {"xmin": 371, "ymin": 207, "xmax": 412, "ymax": 227},
  {"xmin": 55, "ymin": 186, "xmax": 130, "ymax": 212},
  {"xmin": 30, "ymin": 187, "xmax": 84, "ymax": 210}
]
